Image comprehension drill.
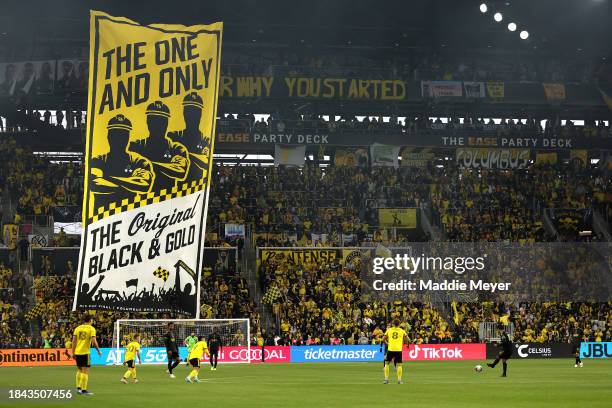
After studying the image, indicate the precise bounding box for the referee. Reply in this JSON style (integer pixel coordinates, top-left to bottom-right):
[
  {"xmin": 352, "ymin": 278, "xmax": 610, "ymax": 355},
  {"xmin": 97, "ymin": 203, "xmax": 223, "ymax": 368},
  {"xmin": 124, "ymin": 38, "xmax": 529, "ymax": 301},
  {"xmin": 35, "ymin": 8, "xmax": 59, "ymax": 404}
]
[
  {"xmin": 164, "ymin": 323, "xmax": 181, "ymax": 378},
  {"xmin": 208, "ymin": 329, "xmax": 222, "ymax": 370}
]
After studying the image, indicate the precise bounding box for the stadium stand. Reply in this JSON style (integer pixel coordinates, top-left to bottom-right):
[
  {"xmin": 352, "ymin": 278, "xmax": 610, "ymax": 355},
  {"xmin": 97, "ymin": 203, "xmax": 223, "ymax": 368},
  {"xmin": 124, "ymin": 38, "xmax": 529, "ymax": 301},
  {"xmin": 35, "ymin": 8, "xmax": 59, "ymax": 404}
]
[{"xmin": 0, "ymin": 145, "xmax": 609, "ymax": 346}]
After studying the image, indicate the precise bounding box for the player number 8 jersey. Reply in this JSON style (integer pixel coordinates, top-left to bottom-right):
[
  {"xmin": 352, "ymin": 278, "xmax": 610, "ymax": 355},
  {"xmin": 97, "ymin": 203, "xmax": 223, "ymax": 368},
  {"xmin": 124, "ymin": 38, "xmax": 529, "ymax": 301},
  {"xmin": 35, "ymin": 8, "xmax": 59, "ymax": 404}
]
[{"xmin": 385, "ymin": 327, "xmax": 407, "ymax": 352}]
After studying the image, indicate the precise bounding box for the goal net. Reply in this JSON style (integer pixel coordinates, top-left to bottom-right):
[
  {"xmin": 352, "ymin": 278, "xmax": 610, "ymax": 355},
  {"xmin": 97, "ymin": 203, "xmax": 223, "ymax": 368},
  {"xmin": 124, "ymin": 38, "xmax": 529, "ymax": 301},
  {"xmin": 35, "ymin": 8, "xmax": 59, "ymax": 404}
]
[{"xmin": 114, "ymin": 319, "xmax": 250, "ymax": 364}]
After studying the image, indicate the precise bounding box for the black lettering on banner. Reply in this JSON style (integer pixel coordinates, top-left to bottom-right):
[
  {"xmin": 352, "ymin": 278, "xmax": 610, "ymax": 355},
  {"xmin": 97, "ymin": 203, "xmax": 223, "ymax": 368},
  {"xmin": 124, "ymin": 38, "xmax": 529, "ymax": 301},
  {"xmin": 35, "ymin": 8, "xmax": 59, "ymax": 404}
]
[{"xmin": 148, "ymin": 239, "xmax": 161, "ymax": 260}]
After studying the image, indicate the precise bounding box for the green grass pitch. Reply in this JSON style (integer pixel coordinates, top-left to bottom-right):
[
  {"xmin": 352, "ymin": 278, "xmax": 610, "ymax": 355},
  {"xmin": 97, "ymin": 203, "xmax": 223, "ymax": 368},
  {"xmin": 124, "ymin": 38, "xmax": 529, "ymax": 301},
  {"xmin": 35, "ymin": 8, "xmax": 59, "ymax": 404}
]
[{"xmin": 1, "ymin": 360, "xmax": 610, "ymax": 408}]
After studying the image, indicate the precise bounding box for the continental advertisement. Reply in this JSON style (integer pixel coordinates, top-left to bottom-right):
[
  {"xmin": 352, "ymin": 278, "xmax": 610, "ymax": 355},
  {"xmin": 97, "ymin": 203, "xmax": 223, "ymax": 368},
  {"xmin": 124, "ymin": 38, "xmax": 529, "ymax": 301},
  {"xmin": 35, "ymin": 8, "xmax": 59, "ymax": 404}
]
[{"xmin": 0, "ymin": 348, "xmax": 74, "ymax": 367}]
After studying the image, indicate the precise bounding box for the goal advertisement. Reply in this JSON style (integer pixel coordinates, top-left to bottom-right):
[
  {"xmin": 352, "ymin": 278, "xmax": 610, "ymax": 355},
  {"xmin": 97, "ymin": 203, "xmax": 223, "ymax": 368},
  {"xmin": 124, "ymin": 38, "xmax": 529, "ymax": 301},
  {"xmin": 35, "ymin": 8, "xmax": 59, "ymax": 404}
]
[{"xmin": 73, "ymin": 11, "xmax": 223, "ymax": 316}]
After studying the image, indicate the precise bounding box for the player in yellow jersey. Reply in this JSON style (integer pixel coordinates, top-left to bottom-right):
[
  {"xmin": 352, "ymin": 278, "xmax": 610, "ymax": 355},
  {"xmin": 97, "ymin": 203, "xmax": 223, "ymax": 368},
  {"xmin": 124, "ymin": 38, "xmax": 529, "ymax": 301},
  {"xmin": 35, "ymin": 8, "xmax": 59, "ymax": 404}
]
[
  {"xmin": 382, "ymin": 319, "xmax": 409, "ymax": 384},
  {"xmin": 185, "ymin": 336, "xmax": 209, "ymax": 383},
  {"xmin": 120, "ymin": 334, "xmax": 142, "ymax": 384},
  {"xmin": 71, "ymin": 315, "xmax": 102, "ymax": 395}
]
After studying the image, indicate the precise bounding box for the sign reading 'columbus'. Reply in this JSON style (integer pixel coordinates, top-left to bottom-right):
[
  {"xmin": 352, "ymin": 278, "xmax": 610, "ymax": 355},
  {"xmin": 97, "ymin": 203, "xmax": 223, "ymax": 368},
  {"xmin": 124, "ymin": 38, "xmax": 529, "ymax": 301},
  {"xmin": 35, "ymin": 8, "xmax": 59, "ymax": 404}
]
[{"xmin": 73, "ymin": 11, "xmax": 223, "ymax": 316}]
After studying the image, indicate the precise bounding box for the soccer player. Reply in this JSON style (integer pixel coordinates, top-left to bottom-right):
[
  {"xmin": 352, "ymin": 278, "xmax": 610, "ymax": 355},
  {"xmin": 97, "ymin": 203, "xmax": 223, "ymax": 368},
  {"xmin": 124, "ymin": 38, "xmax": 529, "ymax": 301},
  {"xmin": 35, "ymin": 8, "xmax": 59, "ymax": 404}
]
[
  {"xmin": 381, "ymin": 319, "xmax": 409, "ymax": 384},
  {"xmin": 572, "ymin": 338, "xmax": 584, "ymax": 368},
  {"xmin": 120, "ymin": 334, "xmax": 142, "ymax": 384},
  {"xmin": 71, "ymin": 315, "xmax": 102, "ymax": 395},
  {"xmin": 184, "ymin": 332, "xmax": 198, "ymax": 366},
  {"xmin": 208, "ymin": 329, "xmax": 222, "ymax": 370},
  {"xmin": 487, "ymin": 330, "xmax": 513, "ymax": 377},
  {"xmin": 164, "ymin": 323, "xmax": 181, "ymax": 378},
  {"xmin": 185, "ymin": 336, "xmax": 209, "ymax": 383}
]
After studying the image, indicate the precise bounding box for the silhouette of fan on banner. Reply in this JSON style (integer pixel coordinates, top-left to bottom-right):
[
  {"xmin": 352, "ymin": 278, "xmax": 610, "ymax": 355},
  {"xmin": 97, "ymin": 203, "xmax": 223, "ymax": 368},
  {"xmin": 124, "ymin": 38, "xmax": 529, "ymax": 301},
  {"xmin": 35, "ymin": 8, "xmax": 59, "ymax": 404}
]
[
  {"xmin": 130, "ymin": 100, "xmax": 190, "ymax": 192},
  {"xmin": 168, "ymin": 92, "xmax": 211, "ymax": 182},
  {"xmin": 90, "ymin": 114, "xmax": 154, "ymax": 212}
]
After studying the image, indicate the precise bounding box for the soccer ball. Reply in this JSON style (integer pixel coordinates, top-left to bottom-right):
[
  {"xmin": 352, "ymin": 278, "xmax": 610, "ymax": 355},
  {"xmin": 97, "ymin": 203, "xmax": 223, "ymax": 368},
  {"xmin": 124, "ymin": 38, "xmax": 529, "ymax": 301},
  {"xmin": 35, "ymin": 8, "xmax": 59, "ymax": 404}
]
[{"xmin": 474, "ymin": 365, "xmax": 483, "ymax": 372}]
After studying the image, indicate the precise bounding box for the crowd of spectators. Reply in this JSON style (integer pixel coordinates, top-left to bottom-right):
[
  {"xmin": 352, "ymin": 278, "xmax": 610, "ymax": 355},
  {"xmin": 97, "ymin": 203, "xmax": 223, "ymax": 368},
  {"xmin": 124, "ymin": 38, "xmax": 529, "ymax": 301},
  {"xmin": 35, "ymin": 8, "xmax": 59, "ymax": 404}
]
[
  {"xmin": 0, "ymin": 138, "xmax": 82, "ymax": 225},
  {"xmin": 0, "ymin": 262, "xmax": 30, "ymax": 348},
  {"xmin": 208, "ymin": 163, "xmax": 431, "ymax": 247},
  {"xmin": 207, "ymin": 159, "xmax": 610, "ymax": 245},
  {"xmin": 453, "ymin": 302, "xmax": 612, "ymax": 343},
  {"xmin": 260, "ymin": 251, "xmax": 456, "ymax": 345},
  {"xmin": 0, "ymin": 109, "xmax": 85, "ymax": 133},
  {"xmin": 259, "ymin": 249, "xmax": 612, "ymax": 345},
  {"xmin": 0, "ymin": 129, "xmax": 609, "ymax": 347},
  {"xmin": 431, "ymin": 166, "xmax": 550, "ymax": 242}
]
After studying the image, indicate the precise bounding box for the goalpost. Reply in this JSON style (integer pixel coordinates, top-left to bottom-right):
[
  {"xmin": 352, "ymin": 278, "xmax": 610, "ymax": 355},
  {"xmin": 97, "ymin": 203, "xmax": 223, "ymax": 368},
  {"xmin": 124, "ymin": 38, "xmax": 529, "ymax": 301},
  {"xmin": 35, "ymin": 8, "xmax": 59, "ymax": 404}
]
[{"xmin": 114, "ymin": 319, "xmax": 251, "ymax": 364}]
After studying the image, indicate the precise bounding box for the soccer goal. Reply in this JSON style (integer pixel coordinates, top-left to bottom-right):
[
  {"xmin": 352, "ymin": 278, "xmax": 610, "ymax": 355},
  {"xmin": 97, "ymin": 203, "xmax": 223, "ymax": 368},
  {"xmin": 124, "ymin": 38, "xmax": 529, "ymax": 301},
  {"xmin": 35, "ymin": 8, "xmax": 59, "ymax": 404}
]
[{"xmin": 114, "ymin": 319, "xmax": 251, "ymax": 364}]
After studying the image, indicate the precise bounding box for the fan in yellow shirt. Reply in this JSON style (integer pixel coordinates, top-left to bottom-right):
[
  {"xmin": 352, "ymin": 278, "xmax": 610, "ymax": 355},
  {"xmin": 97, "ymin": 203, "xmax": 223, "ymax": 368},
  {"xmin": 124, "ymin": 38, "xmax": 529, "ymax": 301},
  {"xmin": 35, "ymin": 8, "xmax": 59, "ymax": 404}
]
[
  {"xmin": 71, "ymin": 315, "xmax": 102, "ymax": 395},
  {"xmin": 120, "ymin": 334, "xmax": 142, "ymax": 384},
  {"xmin": 382, "ymin": 319, "xmax": 409, "ymax": 384},
  {"xmin": 185, "ymin": 337, "xmax": 209, "ymax": 383}
]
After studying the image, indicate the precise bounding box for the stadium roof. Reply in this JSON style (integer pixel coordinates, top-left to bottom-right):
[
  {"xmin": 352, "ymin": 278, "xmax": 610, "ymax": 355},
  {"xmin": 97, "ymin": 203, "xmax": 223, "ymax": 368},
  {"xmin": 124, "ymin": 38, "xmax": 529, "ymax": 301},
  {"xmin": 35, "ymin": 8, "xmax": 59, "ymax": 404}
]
[{"xmin": 1, "ymin": 0, "xmax": 610, "ymax": 56}]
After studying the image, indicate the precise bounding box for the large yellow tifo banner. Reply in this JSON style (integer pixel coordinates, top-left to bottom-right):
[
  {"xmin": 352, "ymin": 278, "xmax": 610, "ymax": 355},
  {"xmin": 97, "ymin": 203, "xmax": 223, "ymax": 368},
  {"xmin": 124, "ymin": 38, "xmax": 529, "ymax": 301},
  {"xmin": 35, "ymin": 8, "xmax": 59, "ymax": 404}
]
[
  {"xmin": 73, "ymin": 11, "xmax": 222, "ymax": 316},
  {"xmin": 378, "ymin": 208, "xmax": 417, "ymax": 229}
]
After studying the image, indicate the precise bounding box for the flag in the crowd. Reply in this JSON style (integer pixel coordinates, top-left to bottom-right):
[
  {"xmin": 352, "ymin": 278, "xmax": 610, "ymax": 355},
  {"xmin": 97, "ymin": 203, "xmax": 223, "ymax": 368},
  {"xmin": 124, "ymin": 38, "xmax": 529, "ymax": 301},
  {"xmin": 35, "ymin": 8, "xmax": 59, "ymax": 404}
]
[
  {"xmin": 463, "ymin": 81, "xmax": 485, "ymax": 98},
  {"xmin": 25, "ymin": 303, "xmax": 46, "ymax": 320},
  {"xmin": 486, "ymin": 82, "xmax": 505, "ymax": 98},
  {"xmin": 370, "ymin": 143, "xmax": 400, "ymax": 167},
  {"xmin": 274, "ymin": 145, "xmax": 306, "ymax": 166},
  {"xmin": 334, "ymin": 148, "xmax": 369, "ymax": 167},
  {"xmin": 318, "ymin": 144, "xmax": 326, "ymax": 160},
  {"xmin": 451, "ymin": 301, "xmax": 460, "ymax": 325},
  {"xmin": 543, "ymin": 83, "xmax": 566, "ymax": 101},
  {"xmin": 200, "ymin": 303, "xmax": 213, "ymax": 318},
  {"xmin": 535, "ymin": 152, "xmax": 558, "ymax": 165},
  {"xmin": 263, "ymin": 286, "xmax": 281, "ymax": 304},
  {"xmin": 570, "ymin": 150, "xmax": 588, "ymax": 167}
]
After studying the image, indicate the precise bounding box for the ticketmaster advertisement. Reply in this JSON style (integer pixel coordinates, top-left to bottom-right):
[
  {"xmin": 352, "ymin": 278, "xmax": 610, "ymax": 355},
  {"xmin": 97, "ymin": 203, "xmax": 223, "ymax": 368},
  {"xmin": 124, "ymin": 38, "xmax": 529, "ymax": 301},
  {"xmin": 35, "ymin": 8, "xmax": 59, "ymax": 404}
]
[{"xmin": 289, "ymin": 346, "xmax": 383, "ymax": 363}]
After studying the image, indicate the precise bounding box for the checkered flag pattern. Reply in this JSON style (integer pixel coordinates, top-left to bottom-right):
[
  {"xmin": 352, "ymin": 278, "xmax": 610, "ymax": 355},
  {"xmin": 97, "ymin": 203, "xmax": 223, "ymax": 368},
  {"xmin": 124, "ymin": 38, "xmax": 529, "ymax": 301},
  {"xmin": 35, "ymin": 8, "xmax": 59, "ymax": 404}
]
[
  {"xmin": 153, "ymin": 266, "xmax": 170, "ymax": 282},
  {"xmin": 90, "ymin": 178, "xmax": 206, "ymax": 223},
  {"xmin": 263, "ymin": 285, "xmax": 281, "ymax": 304},
  {"xmin": 25, "ymin": 303, "xmax": 46, "ymax": 320}
]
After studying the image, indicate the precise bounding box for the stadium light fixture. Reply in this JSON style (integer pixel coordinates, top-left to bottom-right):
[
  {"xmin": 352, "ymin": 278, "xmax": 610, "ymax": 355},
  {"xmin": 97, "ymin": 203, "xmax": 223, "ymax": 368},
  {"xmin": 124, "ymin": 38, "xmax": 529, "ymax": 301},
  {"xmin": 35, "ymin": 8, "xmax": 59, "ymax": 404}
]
[
  {"xmin": 494, "ymin": 12, "xmax": 503, "ymax": 22},
  {"xmin": 507, "ymin": 22, "xmax": 517, "ymax": 31},
  {"xmin": 519, "ymin": 30, "xmax": 529, "ymax": 39},
  {"xmin": 480, "ymin": 3, "xmax": 488, "ymax": 13}
]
